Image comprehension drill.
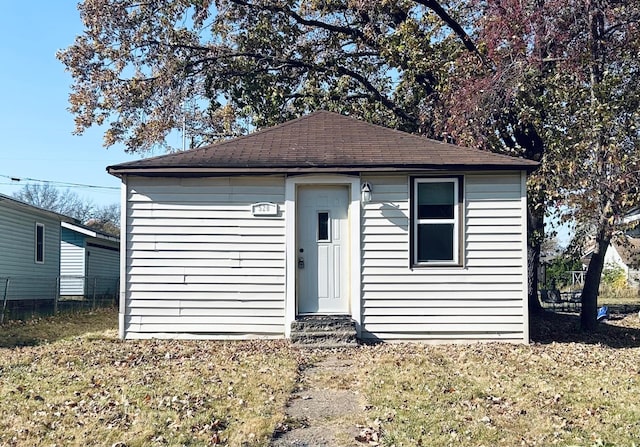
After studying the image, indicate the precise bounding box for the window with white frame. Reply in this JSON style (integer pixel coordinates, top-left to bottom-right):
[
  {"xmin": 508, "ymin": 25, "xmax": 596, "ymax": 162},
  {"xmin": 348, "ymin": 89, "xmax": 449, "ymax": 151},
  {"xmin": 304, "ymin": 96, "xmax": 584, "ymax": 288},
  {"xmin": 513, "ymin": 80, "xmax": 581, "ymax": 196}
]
[
  {"xmin": 35, "ymin": 222, "xmax": 45, "ymax": 264},
  {"xmin": 412, "ymin": 177, "xmax": 462, "ymax": 266}
]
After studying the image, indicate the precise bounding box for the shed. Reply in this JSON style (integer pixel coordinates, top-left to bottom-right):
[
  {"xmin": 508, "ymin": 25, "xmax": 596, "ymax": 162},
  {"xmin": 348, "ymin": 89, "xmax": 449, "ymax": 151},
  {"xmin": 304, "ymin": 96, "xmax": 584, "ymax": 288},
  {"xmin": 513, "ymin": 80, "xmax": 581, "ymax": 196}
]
[
  {"xmin": 0, "ymin": 193, "xmax": 72, "ymax": 302},
  {"xmin": 60, "ymin": 221, "xmax": 120, "ymax": 298},
  {"xmin": 108, "ymin": 111, "xmax": 539, "ymax": 343}
]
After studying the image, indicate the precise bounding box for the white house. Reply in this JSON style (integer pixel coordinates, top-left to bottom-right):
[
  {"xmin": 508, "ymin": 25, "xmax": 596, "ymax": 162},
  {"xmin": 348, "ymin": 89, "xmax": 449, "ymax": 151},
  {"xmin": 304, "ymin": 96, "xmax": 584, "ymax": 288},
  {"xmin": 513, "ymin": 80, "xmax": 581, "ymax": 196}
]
[
  {"xmin": 581, "ymin": 208, "xmax": 640, "ymax": 288},
  {"xmin": 592, "ymin": 236, "xmax": 640, "ymax": 288},
  {"xmin": 108, "ymin": 111, "xmax": 539, "ymax": 343}
]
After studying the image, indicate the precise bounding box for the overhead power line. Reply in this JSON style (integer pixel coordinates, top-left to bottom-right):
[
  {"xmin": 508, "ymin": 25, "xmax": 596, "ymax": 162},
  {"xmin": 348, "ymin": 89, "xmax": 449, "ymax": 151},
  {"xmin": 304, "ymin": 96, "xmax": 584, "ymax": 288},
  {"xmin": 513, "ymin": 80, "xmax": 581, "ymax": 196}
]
[{"xmin": 0, "ymin": 174, "xmax": 119, "ymax": 190}]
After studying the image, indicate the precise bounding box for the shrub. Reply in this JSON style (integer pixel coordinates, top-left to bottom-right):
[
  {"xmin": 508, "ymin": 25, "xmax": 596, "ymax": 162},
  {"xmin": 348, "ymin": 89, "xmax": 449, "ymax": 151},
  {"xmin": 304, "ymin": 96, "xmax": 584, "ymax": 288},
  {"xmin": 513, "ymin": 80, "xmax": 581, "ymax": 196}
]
[
  {"xmin": 599, "ymin": 263, "xmax": 633, "ymax": 299},
  {"xmin": 543, "ymin": 256, "xmax": 582, "ymax": 289}
]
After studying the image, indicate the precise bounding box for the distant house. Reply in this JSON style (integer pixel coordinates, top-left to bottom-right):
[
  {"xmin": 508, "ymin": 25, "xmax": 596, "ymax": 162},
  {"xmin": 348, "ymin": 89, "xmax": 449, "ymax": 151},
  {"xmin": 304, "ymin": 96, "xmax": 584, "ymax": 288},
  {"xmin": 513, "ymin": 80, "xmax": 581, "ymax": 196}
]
[
  {"xmin": 0, "ymin": 193, "xmax": 72, "ymax": 301},
  {"xmin": 580, "ymin": 209, "xmax": 640, "ymax": 288},
  {"xmin": 108, "ymin": 111, "xmax": 539, "ymax": 343},
  {"xmin": 60, "ymin": 221, "xmax": 120, "ymax": 298},
  {"xmin": 584, "ymin": 236, "xmax": 640, "ymax": 288}
]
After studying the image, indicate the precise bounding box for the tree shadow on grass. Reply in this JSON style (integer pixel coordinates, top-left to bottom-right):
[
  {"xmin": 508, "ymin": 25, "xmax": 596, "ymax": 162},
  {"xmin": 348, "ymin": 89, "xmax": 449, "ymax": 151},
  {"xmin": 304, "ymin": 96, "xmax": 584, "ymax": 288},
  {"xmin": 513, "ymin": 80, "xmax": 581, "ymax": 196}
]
[
  {"xmin": 0, "ymin": 327, "xmax": 76, "ymax": 348},
  {"xmin": 0, "ymin": 308, "xmax": 116, "ymax": 348},
  {"xmin": 530, "ymin": 310, "xmax": 640, "ymax": 348}
]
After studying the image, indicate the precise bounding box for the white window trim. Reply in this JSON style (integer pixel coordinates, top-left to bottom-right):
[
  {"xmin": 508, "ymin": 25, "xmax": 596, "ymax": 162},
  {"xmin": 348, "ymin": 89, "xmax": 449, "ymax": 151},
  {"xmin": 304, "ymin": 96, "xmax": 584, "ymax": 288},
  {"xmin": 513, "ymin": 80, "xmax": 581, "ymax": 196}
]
[
  {"xmin": 35, "ymin": 222, "xmax": 45, "ymax": 264},
  {"xmin": 413, "ymin": 177, "xmax": 460, "ymax": 266}
]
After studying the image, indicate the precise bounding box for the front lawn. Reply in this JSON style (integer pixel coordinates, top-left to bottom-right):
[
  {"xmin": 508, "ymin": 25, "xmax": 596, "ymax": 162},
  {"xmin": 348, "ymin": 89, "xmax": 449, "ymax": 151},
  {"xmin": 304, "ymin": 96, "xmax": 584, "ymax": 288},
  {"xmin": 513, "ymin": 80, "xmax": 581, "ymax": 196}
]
[
  {"xmin": 355, "ymin": 312, "xmax": 640, "ymax": 447},
  {"xmin": 2, "ymin": 308, "xmax": 640, "ymax": 446},
  {"xmin": 0, "ymin": 309, "xmax": 298, "ymax": 447}
]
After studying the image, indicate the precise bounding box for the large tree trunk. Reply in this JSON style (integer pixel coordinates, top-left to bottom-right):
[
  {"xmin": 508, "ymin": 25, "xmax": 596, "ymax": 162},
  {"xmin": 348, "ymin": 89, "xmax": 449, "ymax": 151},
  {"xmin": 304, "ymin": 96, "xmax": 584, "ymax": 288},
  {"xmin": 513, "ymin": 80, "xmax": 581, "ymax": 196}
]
[
  {"xmin": 528, "ymin": 204, "xmax": 545, "ymax": 316},
  {"xmin": 581, "ymin": 228, "xmax": 611, "ymax": 331},
  {"xmin": 580, "ymin": 1, "xmax": 608, "ymax": 332}
]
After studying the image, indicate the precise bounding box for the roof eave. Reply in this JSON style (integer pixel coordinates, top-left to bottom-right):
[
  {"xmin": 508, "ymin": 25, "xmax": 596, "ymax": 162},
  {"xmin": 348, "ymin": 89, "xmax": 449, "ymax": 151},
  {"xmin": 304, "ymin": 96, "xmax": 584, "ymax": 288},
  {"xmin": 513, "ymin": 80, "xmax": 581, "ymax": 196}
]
[
  {"xmin": 62, "ymin": 221, "xmax": 120, "ymax": 242},
  {"xmin": 108, "ymin": 162, "xmax": 538, "ymax": 177}
]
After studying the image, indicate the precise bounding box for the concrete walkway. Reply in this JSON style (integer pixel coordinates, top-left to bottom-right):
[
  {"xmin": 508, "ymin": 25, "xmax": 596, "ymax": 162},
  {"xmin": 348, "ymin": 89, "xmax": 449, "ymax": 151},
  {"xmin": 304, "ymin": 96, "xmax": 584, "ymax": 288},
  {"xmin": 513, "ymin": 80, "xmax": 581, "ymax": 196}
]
[{"xmin": 270, "ymin": 351, "xmax": 372, "ymax": 447}]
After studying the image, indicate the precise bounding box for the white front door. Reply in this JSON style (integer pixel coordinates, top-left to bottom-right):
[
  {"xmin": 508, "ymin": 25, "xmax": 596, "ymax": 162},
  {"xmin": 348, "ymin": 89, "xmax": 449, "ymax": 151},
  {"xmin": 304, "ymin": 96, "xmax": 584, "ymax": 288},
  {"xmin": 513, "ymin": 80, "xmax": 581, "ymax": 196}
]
[{"xmin": 297, "ymin": 186, "xmax": 350, "ymax": 314}]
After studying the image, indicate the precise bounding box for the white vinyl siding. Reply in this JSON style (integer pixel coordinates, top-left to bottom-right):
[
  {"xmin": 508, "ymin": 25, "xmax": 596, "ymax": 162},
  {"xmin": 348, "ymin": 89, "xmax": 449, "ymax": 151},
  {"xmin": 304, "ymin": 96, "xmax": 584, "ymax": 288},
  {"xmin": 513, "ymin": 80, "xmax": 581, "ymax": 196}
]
[
  {"xmin": 87, "ymin": 244, "xmax": 119, "ymax": 278},
  {"xmin": 0, "ymin": 203, "xmax": 61, "ymax": 301},
  {"xmin": 60, "ymin": 227, "xmax": 86, "ymax": 295},
  {"xmin": 86, "ymin": 243, "xmax": 120, "ymax": 297},
  {"xmin": 60, "ymin": 224, "xmax": 120, "ymax": 297},
  {"xmin": 122, "ymin": 176, "xmax": 286, "ymax": 339},
  {"xmin": 361, "ymin": 173, "xmax": 527, "ymax": 343}
]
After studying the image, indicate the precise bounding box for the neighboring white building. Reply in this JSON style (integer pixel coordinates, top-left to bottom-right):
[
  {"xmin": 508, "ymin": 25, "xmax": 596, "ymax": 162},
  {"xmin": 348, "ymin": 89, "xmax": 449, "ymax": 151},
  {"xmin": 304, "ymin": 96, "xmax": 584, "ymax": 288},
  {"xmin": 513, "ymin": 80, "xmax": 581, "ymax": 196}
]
[
  {"xmin": 600, "ymin": 236, "xmax": 640, "ymax": 287},
  {"xmin": 108, "ymin": 111, "xmax": 538, "ymax": 343},
  {"xmin": 581, "ymin": 207, "xmax": 640, "ymax": 287},
  {"xmin": 0, "ymin": 194, "xmax": 72, "ymax": 301},
  {"xmin": 60, "ymin": 222, "xmax": 120, "ymax": 298}
]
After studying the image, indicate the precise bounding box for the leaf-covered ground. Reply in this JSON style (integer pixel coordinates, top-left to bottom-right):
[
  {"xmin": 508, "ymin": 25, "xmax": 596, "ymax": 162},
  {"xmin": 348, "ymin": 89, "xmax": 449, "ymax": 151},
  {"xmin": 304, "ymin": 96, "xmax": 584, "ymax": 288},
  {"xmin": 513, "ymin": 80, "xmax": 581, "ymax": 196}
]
[
  {"xmin": 353, "ymin": 312, "xmax": 640, "ymax": 447},
  {"xmin": 2, "ymin": 309, "xmax": 640, "ymax": 446},
  {"xmin": 0, "ymin": 310, "xmax": 298, "ymax": 447}
]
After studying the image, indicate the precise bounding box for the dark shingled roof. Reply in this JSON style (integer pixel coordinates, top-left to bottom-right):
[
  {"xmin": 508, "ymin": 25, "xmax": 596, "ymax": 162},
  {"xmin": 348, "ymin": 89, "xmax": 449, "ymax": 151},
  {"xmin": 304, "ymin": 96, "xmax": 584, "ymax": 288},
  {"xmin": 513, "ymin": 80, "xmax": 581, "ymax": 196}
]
[
  {"xmin": 613, "ymin": 236, "xmax": 640, "ymax": 269},
  {"xmin": 107, "ymin": 111, "xmax": 539, "ymax": 176}
]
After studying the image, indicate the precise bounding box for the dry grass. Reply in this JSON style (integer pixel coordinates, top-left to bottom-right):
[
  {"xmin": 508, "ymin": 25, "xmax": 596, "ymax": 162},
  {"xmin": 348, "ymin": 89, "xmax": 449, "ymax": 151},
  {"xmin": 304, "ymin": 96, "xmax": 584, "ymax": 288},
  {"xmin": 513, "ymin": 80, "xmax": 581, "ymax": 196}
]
[
  {"xmin": 353, "ymin": 312, "xmax": 640, "ymax": 447},
  {"xmin": 0, "ymin": 309, "xmax": 298, "ymax": 447},
  {"xmin": 3, "ymin": 308, "xmax": 640, "ymax": 446},
  {"xmin": 0, "ymin": 307, "xmax": 117, "ymax": 348},
  {"xmin": 599, "ymin": 291, "xmax": 640, "ymax": 307}
]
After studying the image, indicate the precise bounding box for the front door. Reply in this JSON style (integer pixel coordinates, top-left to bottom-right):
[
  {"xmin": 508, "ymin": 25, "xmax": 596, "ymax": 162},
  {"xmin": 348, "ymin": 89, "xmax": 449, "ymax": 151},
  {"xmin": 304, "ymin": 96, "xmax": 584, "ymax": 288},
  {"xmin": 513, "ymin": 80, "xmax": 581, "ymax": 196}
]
[{"xmin": 297, "ymin": 186, "xmax": 350, "ymax": 314}]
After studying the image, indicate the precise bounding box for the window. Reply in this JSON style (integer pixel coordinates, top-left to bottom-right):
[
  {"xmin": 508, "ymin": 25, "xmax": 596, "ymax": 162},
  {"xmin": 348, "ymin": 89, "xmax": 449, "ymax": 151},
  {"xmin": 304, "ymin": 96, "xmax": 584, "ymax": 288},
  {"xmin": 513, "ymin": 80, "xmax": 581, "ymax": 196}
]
[
  {"xmin": 412, "ymin": 177, "xmax": 462, "ymax": 266},
  {"xmin": 35, "ymin": 223, "xmax": 45, "ymax": 264},
  {"xmin": 317, "ymin": 211, "xmax": 330, "ymax": 241}
]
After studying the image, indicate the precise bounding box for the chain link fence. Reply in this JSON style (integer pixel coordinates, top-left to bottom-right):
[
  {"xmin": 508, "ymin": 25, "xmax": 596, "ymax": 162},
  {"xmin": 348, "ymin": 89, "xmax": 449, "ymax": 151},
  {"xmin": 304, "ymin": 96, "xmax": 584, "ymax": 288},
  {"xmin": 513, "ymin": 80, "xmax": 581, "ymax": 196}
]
[{"xmin": 1, "ymin": 276, "xmax": 119, "ymax": 323}]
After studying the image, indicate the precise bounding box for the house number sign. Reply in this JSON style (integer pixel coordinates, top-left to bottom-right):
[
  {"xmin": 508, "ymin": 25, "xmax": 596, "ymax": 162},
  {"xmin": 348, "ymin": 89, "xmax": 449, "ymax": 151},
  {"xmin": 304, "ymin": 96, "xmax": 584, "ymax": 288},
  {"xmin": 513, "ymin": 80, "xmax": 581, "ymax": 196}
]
[{"xmin": 251, "ymin": 202, "xmax": 279, "ymax": 216}]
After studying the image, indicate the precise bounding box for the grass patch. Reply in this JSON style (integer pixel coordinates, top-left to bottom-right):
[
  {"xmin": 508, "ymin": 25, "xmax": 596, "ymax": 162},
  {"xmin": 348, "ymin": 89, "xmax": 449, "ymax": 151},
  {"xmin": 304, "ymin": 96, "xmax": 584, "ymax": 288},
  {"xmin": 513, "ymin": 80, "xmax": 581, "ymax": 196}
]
[
  {"xmin": 0, "ymin": 309, "xmax": 299, "ymax": 446},
  {"xmin": 599, "ymin": 292, "xmax": 640, "ymax": 307},
  {"xmin": 598, "ymin": 281, "xmax": 640, "ymax": 307},
  {"xmin": 4, "ymin": 308, "xmax": 640, "ymax": 446},
  {"xmin": 0, "ymin": 307, "xmax": 117, "ymax": 348},
  {"xmin": 355, "ymin": 313, "xmax": 640, "ymax": 446}
]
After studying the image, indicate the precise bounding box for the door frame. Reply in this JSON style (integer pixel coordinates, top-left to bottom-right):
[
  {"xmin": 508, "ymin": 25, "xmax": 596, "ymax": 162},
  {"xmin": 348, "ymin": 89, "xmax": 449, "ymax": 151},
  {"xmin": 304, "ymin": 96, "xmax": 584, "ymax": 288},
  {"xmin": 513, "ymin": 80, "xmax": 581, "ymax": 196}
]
[
  {"xmin": 284, "ymin": 175, "xmax": 362, "ymax": 338},
  {"xmin": 296, "ymin": 185, "xmax": 350, "ymax": 315}
]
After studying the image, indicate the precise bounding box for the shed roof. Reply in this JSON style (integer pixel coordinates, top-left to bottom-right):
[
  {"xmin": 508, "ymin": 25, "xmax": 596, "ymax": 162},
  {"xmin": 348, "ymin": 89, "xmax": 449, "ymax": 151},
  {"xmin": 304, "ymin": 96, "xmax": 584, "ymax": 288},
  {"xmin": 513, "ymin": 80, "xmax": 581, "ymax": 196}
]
[
  {"xmin": 61, "ymin": 221, "xmax": 119, "ymax": 243},
  {"xmin": 107, "ymin": 110, "xmax": 539, "ymax": 176}
]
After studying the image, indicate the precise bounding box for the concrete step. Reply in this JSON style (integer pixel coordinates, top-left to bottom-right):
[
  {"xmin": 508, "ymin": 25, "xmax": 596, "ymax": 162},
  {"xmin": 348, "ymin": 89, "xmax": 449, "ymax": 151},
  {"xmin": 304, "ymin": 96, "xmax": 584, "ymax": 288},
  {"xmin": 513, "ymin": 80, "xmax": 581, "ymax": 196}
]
[
  {"xmin": 291, "ymin": 330, "xmax": 357, "ymax": 345},
  {"xmin": 291, "ymin": 315, "xmax": 357, "ymax": 347},
  {"xmin": 291, "ymin": 315, "xmax": 356, "ymax": 332}
]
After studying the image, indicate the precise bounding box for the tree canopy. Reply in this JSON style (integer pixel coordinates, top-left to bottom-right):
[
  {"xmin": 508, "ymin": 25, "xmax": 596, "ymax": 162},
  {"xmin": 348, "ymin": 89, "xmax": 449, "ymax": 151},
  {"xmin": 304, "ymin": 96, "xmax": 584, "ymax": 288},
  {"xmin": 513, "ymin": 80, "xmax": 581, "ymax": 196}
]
[
  {"xmin": 548, "ymin": 0, "xmax": 640, "ymax": 329},
  {"xmin": 428, "ymin": 0, "xmax": 640, "ymax": 327},
  {"xmin": 58, "ymin": 0, "xmax": 484, "ymax": 152},
  {"xmin": 60, "ymin": 0, "xmax": 640, "ymax": 330}
]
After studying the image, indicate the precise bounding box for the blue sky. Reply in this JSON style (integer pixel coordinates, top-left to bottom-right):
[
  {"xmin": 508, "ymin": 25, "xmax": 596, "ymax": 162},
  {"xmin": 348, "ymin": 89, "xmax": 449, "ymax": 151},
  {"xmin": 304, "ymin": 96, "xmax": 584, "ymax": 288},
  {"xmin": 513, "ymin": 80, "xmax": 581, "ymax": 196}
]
[
  {"xmin": 0, "ymin": 2, "xmax": 144, "ymax": 207},
  {"xmin": 0, "ymin": 2, "xmax": 572, "ymax": 245}
]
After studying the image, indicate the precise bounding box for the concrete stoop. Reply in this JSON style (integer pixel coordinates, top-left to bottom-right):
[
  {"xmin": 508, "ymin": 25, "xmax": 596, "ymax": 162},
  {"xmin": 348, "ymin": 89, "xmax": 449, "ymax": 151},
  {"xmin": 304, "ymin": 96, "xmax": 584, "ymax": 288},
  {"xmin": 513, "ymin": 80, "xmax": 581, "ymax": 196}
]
[{"xmin": 290, "ymin": 315, "xmax": 358, "ymax": 348}]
